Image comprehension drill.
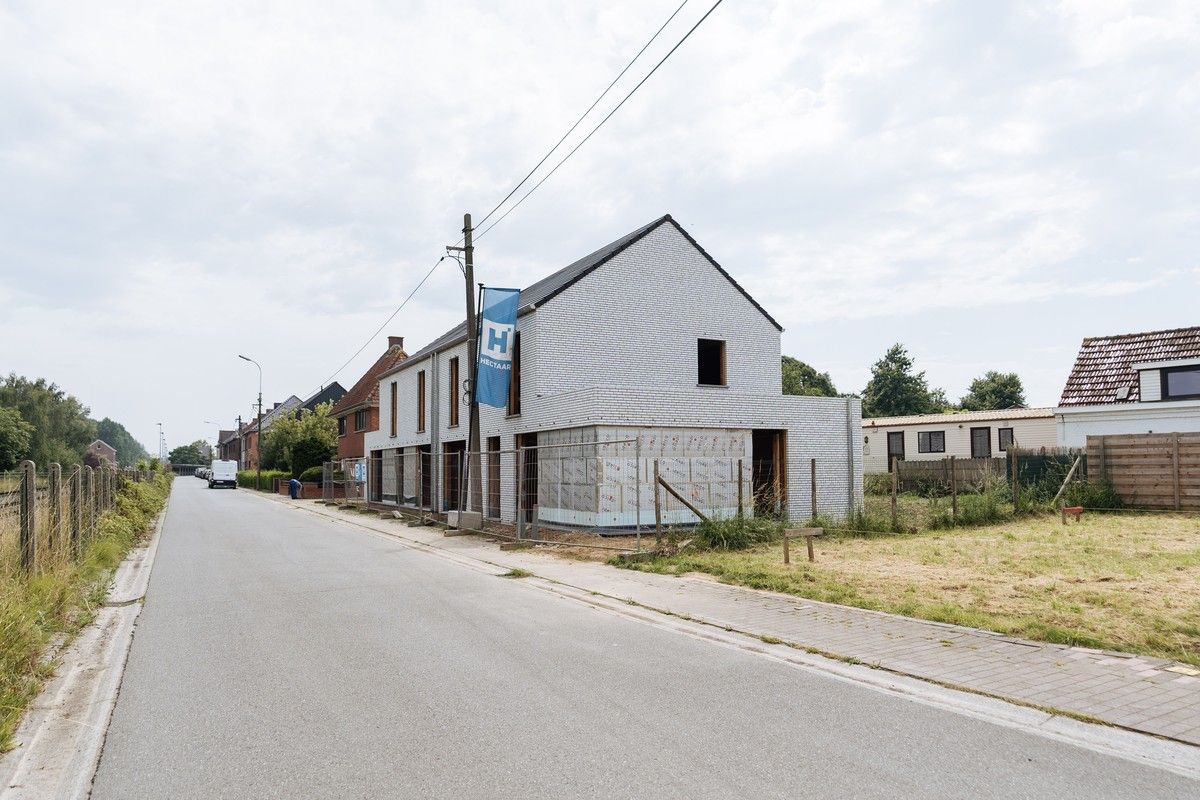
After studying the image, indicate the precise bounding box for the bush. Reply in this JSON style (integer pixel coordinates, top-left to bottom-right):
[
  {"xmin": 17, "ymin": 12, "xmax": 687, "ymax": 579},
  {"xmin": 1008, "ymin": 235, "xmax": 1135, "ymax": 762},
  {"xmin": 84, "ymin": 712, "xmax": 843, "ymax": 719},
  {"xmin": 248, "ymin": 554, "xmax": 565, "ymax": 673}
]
[
  {"xmin": 693, "ymin": 514, "xmax": 784, "ymax": 550},
  {"xmin": 928, "ymin": 481, "xmax": 1010, "ymax": 529},
  {"xmin": 298, "ymin": 466, "xmax": 324, "ymax": 483},
  {"xmin": 236, "ymin": 469, "xmax": 291, "ymax": 491},
  {"xmin": 1061, "ymin": 480, "xmax": 1124, "ymax": 510},
  {"xmin": 864, "ymin": 474, "xmax": 891, "ymax": 495}
]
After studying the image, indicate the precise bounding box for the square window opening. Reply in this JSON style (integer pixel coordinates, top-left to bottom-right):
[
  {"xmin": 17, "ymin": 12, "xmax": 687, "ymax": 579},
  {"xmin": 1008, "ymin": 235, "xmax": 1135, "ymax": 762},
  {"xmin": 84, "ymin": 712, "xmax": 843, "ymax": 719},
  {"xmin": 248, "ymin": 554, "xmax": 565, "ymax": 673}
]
[{"xmin": 697, "ymin": 338, "xmax": 726, "ymax": 386}]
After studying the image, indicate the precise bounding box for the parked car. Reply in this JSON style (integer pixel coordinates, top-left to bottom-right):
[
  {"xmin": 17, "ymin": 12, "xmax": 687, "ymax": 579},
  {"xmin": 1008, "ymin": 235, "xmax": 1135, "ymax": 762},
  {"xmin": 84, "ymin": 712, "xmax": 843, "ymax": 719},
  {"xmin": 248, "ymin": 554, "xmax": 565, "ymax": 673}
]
[{"xmin": 208, "ymin": 460, "xmax": 238, "ymax": 489}]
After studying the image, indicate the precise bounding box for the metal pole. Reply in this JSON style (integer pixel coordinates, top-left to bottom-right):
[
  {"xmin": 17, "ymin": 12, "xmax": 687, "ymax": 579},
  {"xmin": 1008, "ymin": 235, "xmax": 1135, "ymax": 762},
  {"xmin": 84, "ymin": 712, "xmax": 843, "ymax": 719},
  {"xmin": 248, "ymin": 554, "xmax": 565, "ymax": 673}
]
[
  {"xmin": 653, "ymin": 459, "xmax": 662, "ymax": 549},
  {"xmin": 49, "ymin": 463, "xmax": 62, "ymax": 557},
  {"xmin": 239, "ymin": 355, "xmax": 263, "ymax": 492},
  {"xmin": 810, "ymin": 457, "xmax": 818, "ymax": 521},
  {"xmin": 635, "ymin": 434, "xmax": 642, "ymax": 551},
  {"xmin": 516, "ymin": 447, "xmax": 525, "ymax": 540}
]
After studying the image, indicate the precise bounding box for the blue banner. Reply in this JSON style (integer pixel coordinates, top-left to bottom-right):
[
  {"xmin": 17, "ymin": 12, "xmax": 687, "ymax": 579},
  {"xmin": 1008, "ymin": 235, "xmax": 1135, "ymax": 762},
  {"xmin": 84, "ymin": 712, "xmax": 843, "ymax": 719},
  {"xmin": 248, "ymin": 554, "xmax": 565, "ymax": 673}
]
[{"xmin": 475, "ymin": 287, "xmax": 521, "ymax": 408}]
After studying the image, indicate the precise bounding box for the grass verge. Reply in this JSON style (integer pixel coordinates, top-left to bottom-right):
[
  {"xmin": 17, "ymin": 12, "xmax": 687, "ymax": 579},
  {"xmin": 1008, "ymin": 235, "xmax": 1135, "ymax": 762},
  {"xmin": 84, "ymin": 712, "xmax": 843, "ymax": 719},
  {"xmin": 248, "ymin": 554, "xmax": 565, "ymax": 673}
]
[
  {"xmin": 614, "ymin": 511, "xmax": 1200, "ymax": 667},
  {"xmin": 0, "ymin": 473, "xmax": 172, "ymax": 752}
]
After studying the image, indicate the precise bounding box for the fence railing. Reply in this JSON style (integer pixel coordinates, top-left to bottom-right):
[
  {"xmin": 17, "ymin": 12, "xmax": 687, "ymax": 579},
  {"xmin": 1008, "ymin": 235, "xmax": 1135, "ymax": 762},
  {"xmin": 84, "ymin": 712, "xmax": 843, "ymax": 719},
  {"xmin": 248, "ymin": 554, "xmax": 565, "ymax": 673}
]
[{"xmin": 0, "ymin": 460, "xmax": 145, "ymax": 574}]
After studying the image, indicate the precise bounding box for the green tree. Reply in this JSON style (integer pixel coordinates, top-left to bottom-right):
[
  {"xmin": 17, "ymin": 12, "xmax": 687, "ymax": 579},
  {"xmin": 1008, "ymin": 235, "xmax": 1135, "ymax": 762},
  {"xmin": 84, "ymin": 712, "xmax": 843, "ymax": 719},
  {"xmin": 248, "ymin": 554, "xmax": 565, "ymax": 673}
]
[
  {"xmin": 168, "ymin": 440, "xmax": 208, "ymax": 465},
  {"xmin": 0, "ymin": 374, "xmax": 95, "ymax": 465},
  {"xmin": 959, "ymin": 371, "xmax": 1027, "ymax": 411},
  {"xmin": 95, "ymin": 418, "xmax": 150, "ymax": 467},
  {"xmin": 0, "ymin": 406, "xmax": 34, "ymax": 470},
  {"xmin": 861, "ymin": 344, "xmax": 945, "ymax": 418},
  {"xmin": 781, "ymin": 356, "xmax": 838, "ymax": 397},
  {"xmin": 261, "ymin": 403, "xmax": 338, "ymax": 476}
]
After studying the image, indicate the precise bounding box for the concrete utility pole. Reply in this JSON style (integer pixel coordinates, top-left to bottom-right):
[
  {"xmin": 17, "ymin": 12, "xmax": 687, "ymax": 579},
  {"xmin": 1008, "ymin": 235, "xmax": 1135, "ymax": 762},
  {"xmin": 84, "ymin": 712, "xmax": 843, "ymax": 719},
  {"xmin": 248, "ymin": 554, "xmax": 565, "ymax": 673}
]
[
  {"xmin": 449, "ymin": 213, "xmax": 483, "ymax": 514},
  {"xmin": 239, "ymin": 355, "xmax": 264, "ymax": 491},
  {"xmin": 236, "ymin": 414, "xmax": 243, "ymax": 468}
]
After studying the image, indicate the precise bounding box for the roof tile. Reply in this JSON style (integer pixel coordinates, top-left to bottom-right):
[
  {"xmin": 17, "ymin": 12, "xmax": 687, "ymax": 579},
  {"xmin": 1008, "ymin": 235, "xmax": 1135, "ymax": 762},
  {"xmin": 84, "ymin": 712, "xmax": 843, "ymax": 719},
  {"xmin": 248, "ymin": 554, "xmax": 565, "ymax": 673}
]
[{"xmin": 1059, "ymin": 326, "xmax": 1200, "ymax": 406}]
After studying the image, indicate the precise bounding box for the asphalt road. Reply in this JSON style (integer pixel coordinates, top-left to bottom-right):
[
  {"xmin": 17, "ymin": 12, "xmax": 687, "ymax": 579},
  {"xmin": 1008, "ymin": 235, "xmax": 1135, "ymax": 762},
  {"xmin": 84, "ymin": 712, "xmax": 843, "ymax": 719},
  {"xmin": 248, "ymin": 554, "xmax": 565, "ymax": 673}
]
[{"xmin": 91, "ymin": 479, "xmax": 1198, "ymax": 799}]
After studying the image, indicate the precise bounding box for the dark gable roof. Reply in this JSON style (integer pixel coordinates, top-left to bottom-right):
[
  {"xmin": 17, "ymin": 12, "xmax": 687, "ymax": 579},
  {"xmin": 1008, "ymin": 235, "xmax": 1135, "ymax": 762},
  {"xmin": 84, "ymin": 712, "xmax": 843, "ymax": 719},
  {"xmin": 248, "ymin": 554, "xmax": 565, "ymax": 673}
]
[
  {"xmin": 382, "ymin": 214, "xmax": 781, "ymax": 377},
  {"xmin": 1059, "ymin": 326, "xmax": 1200, "ymax": 406},
  {"xmin": 332, "ymin": 341, "xmax": 409, "ymax": 416},
  {"xmin": 303, "ymin": 382, "xmax": 346, "ymax": 411}
]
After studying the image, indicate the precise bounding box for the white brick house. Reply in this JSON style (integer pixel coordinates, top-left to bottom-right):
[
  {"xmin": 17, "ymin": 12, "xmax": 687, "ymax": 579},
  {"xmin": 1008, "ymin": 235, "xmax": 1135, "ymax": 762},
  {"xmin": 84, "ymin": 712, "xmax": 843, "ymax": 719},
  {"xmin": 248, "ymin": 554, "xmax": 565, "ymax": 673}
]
[{"xmin": 363, "ymin": 215, "xmax": 862, "ymax": 526}]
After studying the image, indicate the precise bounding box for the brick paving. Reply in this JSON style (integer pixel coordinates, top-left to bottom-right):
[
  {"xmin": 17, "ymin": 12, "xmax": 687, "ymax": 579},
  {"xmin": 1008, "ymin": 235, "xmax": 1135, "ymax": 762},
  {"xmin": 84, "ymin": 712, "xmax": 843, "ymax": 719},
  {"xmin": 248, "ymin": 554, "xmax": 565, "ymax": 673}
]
[{"xmin": 281, "ymin": 497, "xmax": 1200, "ymax": 747}]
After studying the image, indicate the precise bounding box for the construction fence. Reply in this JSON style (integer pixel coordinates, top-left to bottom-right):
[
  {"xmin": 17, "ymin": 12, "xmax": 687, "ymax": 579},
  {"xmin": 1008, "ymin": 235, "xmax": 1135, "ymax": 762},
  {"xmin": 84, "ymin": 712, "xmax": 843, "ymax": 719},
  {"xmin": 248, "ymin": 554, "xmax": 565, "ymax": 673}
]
[{"xmin": 0, "ymin": 460, "xmax": 139, "ymax": 574}]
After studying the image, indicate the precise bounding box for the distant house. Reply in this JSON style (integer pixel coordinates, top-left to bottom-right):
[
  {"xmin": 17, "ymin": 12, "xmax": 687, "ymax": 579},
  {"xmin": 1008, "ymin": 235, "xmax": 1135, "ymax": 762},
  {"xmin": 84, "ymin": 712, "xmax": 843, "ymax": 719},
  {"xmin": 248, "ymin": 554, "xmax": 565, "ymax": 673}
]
[
  {"xmin": 363, "ymin": 214, "xmax": 863, "ymax": 526},
  {"xmin": 241, "ymin": 396, "xmax": 302, "ymax": 470},
  {"xmin": 1056, "ymin": 326, "xmax": 1200, "ymax": 447},
  {"xmin": 217, "ymin": 429, "xmax": 240, "ymax": 466},
  {"xmin": 330, "ymin": 337, "xmax": 408, "ymax": 460},
  {"xmin": 862, "ymin": 408, "xmax": 1056, "ymax": 474},
  {"xmin": 302, "ymin": 382, "xmax": 346, "ymax": 413},
  {"xmin": 85, "ymin": 439, "xmax": 117, "ymax": 466}
]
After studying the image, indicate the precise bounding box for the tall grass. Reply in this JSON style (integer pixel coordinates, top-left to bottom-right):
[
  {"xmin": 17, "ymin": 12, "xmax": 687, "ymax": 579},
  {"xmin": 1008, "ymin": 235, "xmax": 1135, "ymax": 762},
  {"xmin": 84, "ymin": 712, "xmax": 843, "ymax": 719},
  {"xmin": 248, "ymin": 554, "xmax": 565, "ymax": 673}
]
[
  {"xmin": 0, "ymin": 472, "xmax": 172, "ymax": 752},
  {"xmin": 692, "ymin": 514, "xmax": 784, "ymax": 550}
]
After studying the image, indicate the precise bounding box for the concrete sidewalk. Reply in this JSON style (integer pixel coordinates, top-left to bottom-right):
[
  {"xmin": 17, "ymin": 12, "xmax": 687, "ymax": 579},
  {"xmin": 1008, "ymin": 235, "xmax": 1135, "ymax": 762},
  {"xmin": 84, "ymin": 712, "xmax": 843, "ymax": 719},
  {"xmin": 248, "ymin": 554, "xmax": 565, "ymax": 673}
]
[{"xmin": 272, "ymin": 495, "xmax": 1200, "ymax": 748}]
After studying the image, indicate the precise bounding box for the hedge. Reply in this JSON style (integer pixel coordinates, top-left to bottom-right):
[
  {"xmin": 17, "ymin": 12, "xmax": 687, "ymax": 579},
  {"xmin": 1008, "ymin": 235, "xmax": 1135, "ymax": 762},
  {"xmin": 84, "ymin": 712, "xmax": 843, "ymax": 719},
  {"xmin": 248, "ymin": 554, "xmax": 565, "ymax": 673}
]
[{"xmin": 236, "ymin": 470, "xmax": 291, "ymax": 491}]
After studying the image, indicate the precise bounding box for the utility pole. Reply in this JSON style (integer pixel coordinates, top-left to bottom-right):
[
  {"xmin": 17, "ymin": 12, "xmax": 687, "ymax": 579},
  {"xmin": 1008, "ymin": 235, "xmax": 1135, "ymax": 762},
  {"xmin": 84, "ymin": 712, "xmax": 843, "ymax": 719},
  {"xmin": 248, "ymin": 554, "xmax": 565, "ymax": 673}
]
[
  {"xmin": 236, "ymin": 414, "xmax": 243, "ymax": 468},
  {"xmin": 449, "ymin": 213, "xmax": 483, "ymax": 514},
  {"xmin": 239, "ymin": 355, "xmax": 264, "ymax": 492}
]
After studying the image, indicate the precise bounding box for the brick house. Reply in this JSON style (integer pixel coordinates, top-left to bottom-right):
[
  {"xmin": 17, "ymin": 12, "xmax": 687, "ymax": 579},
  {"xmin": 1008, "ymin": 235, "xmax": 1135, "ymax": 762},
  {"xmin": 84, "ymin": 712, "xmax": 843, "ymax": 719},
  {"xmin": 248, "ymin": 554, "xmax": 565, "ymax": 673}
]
[
  {"xmin": 217, "ymin": 429, "xmax": 240, "ymax": 466},
  {"xmin": 363, "ymin": 215, "xmax": 863, "ymax": 526},
  {"xmin": 85, "ymin": 439, "xmax": 117, "ymax": 466},
  {"xmin": 1056, "ymin": 326, "xmax": 1200, "ymax": 447},
  {"xmin": 331, "ymin": 337, "xmax": 409, "ymax": 460},
  {"xmin": 241, "ymin": 396, "xmax": 302, "ymax": 470}
]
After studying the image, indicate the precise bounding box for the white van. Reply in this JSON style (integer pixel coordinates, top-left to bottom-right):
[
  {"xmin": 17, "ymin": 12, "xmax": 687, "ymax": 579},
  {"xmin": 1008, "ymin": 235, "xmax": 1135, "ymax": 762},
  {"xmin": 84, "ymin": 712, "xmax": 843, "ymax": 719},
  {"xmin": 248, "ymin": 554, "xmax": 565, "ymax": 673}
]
[{"xmin": 208, "ymin": 460, "xmax": 238, "ymax": 489}]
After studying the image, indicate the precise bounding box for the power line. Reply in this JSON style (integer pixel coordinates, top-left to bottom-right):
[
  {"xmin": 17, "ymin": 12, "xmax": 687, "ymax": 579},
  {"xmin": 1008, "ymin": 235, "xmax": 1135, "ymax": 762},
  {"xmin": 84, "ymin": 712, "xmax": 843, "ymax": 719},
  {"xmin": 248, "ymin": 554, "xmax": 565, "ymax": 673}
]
[
  {"xmin": 313, "ymin": 256, "xmax": 447, "ymax": 392},
  {"xmin": 476, "ymin": 0, "xmax": 726, "ymax": 243},
  {"xmin": 474, "ymin": 0, "xmax": 692, "ymax": 231}
]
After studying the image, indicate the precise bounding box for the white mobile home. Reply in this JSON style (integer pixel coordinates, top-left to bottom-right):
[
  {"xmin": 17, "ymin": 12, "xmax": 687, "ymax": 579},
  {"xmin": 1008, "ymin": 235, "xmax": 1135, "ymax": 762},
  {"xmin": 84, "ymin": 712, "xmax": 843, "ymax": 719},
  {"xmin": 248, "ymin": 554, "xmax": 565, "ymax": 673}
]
[
  {"xmin": 862, "ymin": 408, "xmax": 1056, "ymax": 474},
  {"xmin": 1056, "ymin": 326, "xmax": 1200, "ymax": 447},
  {"xmin": 362, "ymin": 215, "xmax": 862, "ymax": 527}
]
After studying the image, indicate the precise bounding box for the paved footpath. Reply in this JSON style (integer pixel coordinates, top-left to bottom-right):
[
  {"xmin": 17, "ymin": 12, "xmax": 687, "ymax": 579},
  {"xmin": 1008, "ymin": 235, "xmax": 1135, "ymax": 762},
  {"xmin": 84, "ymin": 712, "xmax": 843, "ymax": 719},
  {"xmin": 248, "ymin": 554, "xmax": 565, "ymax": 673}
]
[{"xmin": 284, "ymin": 495, "xmax": 1200, "ymax": 747}]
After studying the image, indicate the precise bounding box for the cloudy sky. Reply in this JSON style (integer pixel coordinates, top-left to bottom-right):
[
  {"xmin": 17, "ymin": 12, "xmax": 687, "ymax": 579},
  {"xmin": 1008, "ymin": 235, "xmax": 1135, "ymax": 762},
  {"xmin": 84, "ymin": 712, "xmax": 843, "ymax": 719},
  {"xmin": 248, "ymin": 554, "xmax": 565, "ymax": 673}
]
[{"xmin": 2, "ymin": 0, "xmax": 1198, "ymax": 453}]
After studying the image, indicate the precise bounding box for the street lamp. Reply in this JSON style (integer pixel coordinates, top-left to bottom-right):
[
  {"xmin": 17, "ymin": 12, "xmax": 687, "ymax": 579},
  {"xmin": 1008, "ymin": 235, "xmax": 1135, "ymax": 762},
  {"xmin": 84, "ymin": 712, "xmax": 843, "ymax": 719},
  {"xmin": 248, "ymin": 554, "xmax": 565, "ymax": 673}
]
[
  {"xmin": 238, "ymin": 355, "xmax": 264, "ymax": 491},
  {"xmin": 157, "ymin": 422, "xmax": 164, "ymax": 463},
  {"xmin": 202, "ymin": 420, "xmax": 221, "ymax": 461}
]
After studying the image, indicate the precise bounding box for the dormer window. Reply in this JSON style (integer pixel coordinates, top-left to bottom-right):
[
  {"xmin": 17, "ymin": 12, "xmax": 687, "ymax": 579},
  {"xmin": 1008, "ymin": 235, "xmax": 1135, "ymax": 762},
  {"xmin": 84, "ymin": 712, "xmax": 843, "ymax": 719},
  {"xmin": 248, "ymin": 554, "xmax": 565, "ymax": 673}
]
[{"xmin": 1162, "ymin": 365, "xmax": 1200, "ymax": 400}]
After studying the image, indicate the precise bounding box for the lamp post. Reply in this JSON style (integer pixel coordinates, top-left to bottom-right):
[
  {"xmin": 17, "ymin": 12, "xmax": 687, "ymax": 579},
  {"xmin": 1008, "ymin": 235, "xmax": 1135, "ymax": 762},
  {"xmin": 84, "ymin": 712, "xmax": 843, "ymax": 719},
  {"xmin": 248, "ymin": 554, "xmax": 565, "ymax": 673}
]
[
  {"xmin": 202, "ymin": 420, "xmax": 221, "ymax": 462},
  {"xmin": 238, "ymin": 355, "xmax": 263, "ymax": 491},
  {"xmin": 157, "ymin": 422, "xmax": 164, "ymax": 464}
]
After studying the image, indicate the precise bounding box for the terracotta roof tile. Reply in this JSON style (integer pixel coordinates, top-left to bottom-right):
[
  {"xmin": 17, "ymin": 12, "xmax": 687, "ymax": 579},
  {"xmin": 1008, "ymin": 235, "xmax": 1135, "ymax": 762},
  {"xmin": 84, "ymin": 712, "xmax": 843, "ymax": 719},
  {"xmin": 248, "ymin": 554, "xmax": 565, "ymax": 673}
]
[{"xmin": 1059, "ymin": 326, "xmax": 1200, "ymax": 406}]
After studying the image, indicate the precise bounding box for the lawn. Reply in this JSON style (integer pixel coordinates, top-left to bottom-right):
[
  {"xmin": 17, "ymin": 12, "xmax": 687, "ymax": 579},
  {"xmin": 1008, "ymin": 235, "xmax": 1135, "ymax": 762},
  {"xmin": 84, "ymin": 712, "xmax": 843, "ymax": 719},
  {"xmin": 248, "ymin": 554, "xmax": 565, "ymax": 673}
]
[{"xmin": 619, "ymin": 511, "xmax": 1200, "ymax": 666}]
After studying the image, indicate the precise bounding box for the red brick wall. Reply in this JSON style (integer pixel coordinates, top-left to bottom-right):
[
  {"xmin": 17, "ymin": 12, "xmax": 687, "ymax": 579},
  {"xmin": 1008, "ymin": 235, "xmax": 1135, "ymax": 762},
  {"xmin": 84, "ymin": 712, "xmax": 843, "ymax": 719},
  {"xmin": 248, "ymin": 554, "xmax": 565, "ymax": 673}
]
[{"xmin": 337, "ymin": 405, "xmax": 379, "ymax": 460}]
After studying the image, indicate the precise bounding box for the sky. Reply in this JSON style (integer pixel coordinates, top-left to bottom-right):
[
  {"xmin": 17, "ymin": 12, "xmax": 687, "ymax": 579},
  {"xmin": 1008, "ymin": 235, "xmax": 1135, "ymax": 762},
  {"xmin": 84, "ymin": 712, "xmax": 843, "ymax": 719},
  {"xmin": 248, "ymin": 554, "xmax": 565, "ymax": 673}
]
[{"xmin": 2, "ymin": 0, "xmax": 1198, "ymax": 454}]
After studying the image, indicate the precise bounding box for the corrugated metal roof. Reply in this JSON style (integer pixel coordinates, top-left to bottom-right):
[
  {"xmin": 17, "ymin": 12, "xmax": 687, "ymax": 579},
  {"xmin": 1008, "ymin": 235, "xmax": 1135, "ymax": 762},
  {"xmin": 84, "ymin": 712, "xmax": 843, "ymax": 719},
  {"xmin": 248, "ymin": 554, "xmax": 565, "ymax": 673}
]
[
  {"xmin": 863, "ymin": 407, "xmax": 1054, "ymax": 427},
  {"xmin": 378, "ymin": 214, "xmax": 781, "ymax": 379},
  {"xmin": 1059, "ymin": 326, "xmax": 1200, "ymax": 406}
]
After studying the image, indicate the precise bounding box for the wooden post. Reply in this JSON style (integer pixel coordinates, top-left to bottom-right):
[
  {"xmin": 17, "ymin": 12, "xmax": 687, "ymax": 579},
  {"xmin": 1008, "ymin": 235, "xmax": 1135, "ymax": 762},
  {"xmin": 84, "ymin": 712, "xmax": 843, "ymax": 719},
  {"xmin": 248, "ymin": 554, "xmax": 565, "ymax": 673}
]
[
  {"xmin": 950, "ymin": 455, "xmax": 958, "ymax": 523},
  {"xmin": 1172, "ymin": 433, "xmax": 1181, "ymax": 512},
  {"xmin": 657, "ymin": 475, "xmax": 709, "ymax": 522},
  {"xmin": 49, "ymin": 463, "xmax": 62, "ymax": 558},
  {"xmin": 783, "ymin": 531, "xmax": 790, "ymax": 564},
  {"xmin": 806, "ymin": 534, "xmax": 816, "ymax": 563},
  {"xmin": 70, "ymin": 466, "xmax": 82, "ymax": 557},
  {"xmin": 737, "ymin": 458, "xmax": 744, "ymax": 518},
  {"xmin": 890, "ymin": 456, "xmax": 899, "ymax": 530},
  {"xmin": 1010, "ymin": 445, "xmax": 1019, "ymax": 510},
  {"xmin": 19, "ymin": 460, "xmax": 36, "ymax": 572},
  {"xmin": 810, "ymin": 457, "xmax": 818, "ymax": 521},
  {"xmin": 653, "ymin": 459, "xmax": 662, "ymax": 549},
  {"xmin": 1098, "ymin": 436, "xmax": 1107, "ymax": 483},
  {"xmin": 85, "ymin": 465, "xmax": 95, "ymax": 536}
]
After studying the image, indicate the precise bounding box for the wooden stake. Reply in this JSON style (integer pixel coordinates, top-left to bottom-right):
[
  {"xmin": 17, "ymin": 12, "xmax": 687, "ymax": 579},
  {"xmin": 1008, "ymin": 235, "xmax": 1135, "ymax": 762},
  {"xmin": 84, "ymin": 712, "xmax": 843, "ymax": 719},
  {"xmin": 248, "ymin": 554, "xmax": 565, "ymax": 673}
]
[
  {"xmin": 950, "ymin": 455, "xmax": 958, "ymax": 523},
  {"xmin": 890, "ymin": 456, "xmax": 899, "ymax": 530},
  {"xmin": 810, "ymin": 457, "xmax": 817, "ymax": 521}
]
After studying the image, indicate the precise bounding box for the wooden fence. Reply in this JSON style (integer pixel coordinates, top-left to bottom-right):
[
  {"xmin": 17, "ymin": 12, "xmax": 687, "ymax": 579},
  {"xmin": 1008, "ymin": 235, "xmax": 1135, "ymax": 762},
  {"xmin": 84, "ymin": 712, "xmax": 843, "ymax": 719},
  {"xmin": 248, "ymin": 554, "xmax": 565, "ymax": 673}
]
[
  {"xmin": 895, "ymin": 457, "xmax": 1007, "ymax": 492},
  {"xmin": 1087, "ymin": 433, "xmax": 1200, "ymax": 511}
]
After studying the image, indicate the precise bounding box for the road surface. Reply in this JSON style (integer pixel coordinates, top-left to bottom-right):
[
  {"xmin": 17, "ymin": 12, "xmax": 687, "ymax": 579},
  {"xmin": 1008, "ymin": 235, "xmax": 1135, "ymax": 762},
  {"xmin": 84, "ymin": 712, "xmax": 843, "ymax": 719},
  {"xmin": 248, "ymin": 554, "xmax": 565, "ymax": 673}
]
[{"xmin": 91, "ymin": 478, "xmax": 1198, "ymax": 798}]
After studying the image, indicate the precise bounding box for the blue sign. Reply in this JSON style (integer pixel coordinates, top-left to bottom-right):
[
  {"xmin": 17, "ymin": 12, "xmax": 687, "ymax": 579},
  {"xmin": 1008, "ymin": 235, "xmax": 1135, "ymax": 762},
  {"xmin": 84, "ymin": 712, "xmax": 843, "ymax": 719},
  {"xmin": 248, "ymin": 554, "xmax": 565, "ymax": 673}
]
[{"xmin": 476, "ymin": 287, "xmax": 521, "ymax": 408}]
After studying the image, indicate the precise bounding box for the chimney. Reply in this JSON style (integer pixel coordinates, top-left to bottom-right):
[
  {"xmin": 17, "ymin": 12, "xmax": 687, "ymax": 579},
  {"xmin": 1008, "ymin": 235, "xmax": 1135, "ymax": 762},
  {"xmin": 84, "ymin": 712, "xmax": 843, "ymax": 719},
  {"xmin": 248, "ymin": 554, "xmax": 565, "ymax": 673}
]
[{"xmin": 388, "ymin": 336, "xmax": 404, "ymax": 349}]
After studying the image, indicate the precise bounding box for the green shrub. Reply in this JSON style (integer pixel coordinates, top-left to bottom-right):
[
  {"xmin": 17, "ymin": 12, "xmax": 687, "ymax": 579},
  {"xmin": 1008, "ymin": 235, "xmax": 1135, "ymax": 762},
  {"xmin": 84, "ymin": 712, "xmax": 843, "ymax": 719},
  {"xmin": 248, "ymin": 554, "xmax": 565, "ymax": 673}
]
[
  {"xmin": 236, "ymin": 469, "xmax": 290, "ymax": 490},
  {"xmin": 928, "ymin": 481, "xmax": 1010, "ymax": 528},
  {"xmin": 298, "ymin": 466, "xmax": 324, "ymax": 483},
  {"xmin": 693, "ymin": 514, "xmax": 784, "ymax": 550},
  {"xmin": 864, "ymin": 474, "xmax": 891, "ymax": 495},
  {"xmin": 1061, "ymin": 480, "xmax": 1124, "ymax": 510}
]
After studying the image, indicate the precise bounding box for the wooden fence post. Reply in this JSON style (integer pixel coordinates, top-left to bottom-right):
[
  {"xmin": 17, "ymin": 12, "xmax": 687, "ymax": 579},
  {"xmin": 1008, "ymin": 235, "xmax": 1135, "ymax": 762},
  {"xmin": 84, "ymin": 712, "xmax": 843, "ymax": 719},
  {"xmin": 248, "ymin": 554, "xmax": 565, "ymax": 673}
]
[
  {"xmin": 950, "ymin": 455, "xmax": 958, "ymax": 523},
  {"xmin": 810, "ymin": 457, "xmax": 818, "ymax": 521},
  {"xmin": 1098, "ymin": 436, "xmax": 1107, "ymax": 483},
  {"xmin": 49, "ymin": 463, "xmax": 62, "ymax": 558},
  {"xmin": 70, "ymin": 465, "xmax": 82, "ymax": 557},
  {"xmin": 890, "ymin": 457, "xmax": 899, "ymax": 530},
  {"xmin": 653, "ymin": 459, "xmax": 662, "ymax": 549},
  {"xmin": 84, "ymin": 465, "xmax": 95, "ymax": 537},
  {"xmin": 1010, "ymin": 446, "xmax": 1019, "ymax": 510},
  {"xmin": 19, "ymin": 460, "xmax": 37, "ymax": 572},
  {"xmin": 1172, "ymin": 433, "xmax": 1181, "ymax": 512}
]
